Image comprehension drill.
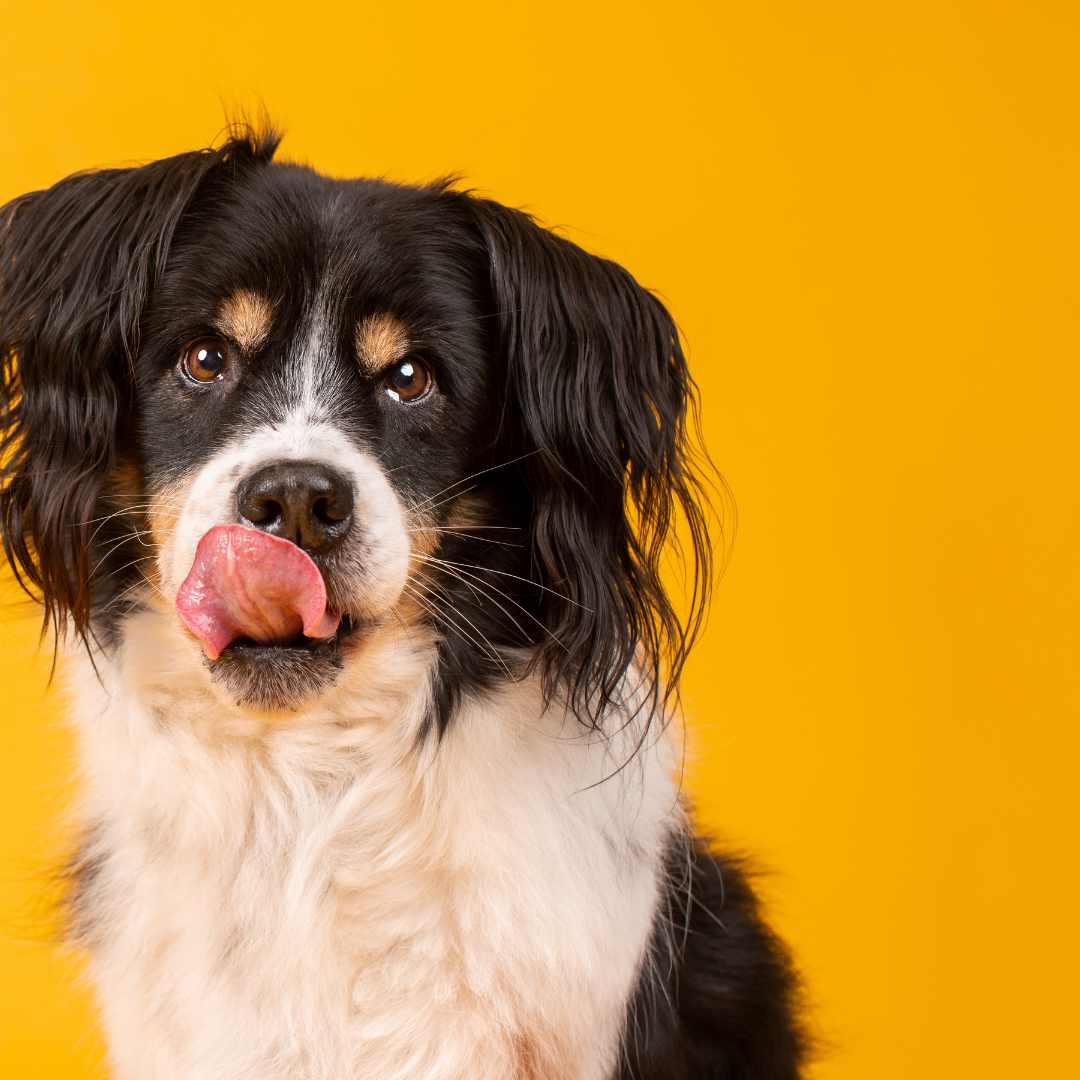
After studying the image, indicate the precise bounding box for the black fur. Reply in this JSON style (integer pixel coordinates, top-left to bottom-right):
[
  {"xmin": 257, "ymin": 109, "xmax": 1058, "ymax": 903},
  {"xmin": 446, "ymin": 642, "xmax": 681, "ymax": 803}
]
[
  {"xmin": 0, "ymin": 127, "xmax": 805, "ymax": 1076},
  {"xmin": 0, "ymin": 132, "xmax": 282, "ymax": 644},
  {"xmin": 621, "ymin": 841, "xmax": 806, "ymax": 1079},
  {"xmin": 465, "ymin": 195, "xmax": 713, "ymax": 727}
]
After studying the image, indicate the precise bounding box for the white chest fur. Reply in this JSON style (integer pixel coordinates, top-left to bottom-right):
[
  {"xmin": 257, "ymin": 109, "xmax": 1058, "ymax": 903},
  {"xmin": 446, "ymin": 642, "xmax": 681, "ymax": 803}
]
[{"xmin": 67, "ymin": 611, "xmax": 678, "ymax": 1080}]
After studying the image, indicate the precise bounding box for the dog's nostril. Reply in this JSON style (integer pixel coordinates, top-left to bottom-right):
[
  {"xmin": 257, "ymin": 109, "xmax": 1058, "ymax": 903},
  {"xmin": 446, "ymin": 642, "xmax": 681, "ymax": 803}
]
[
  {"xmin": 236, "ymin": 462, "xmax": 354, "ymax": 553},
  {"xmin": 313, "ymin": 495, "xmax": 349, "ymax": 525},
  {"xmin": 243, "ymin": 496, "xmax": 283, "ymax": 525}
]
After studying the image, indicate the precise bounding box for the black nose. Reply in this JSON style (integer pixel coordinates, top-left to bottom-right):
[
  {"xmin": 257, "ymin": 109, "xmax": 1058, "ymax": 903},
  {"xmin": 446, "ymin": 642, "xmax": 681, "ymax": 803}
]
[{"xmin": 236, "ymin": 461, "xmax": 354, "ymax": 553}]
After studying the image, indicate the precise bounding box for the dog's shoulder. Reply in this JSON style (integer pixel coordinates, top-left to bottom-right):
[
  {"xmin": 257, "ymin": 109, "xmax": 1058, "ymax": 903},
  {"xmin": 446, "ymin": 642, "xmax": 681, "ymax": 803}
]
[{"xmin": 621, "ymin": 840, "xmax": 807, "ymax": 1080}]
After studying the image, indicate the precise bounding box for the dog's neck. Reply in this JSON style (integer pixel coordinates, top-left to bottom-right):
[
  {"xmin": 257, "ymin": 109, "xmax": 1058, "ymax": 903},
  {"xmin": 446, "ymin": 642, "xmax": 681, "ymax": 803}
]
[{"xmin": 64, "ymin": 607, "xmax": 678, "ymax": 1080}]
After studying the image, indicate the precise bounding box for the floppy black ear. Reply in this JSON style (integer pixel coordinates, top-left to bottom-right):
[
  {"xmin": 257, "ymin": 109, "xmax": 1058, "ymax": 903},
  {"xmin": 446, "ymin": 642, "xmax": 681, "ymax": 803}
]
[
  {"xmin": 0, "ymin": 128, "xmax": 280, "ymax": 643},
  {"xmin": 468, "ymin": 198, "xmax": 716, "ymax": 726}
]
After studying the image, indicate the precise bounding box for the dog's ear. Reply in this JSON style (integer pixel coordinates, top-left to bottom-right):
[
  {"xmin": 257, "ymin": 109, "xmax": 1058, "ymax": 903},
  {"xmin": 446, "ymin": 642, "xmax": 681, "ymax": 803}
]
[
  {"xmin": 467, "ymin": 198, "xmax": 717, "ymax": 726},
  {"xmin": 0, "ymin": 129, "xmax": 280, "ymax": 644}
]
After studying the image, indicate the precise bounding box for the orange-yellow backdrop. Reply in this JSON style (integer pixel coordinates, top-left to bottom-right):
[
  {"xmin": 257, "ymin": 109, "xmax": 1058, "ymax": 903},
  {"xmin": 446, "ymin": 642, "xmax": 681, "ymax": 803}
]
[{"xmin": 0, "ymin": 1, "xmax": 1076, "ymax": 1076}]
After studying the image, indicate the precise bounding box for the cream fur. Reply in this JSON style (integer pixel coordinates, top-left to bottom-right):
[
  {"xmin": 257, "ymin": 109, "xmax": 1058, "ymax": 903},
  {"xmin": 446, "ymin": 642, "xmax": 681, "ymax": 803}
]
[{"xmin": 67, "ymin": 616, "xmax": 678, "ymax": 1080}]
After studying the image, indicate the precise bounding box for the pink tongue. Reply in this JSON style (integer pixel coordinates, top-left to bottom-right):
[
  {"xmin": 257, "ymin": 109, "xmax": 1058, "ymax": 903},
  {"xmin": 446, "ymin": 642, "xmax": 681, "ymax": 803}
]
[{"xmin": 176, "ymin": 525, "xmax": 341, "ymax": 660}]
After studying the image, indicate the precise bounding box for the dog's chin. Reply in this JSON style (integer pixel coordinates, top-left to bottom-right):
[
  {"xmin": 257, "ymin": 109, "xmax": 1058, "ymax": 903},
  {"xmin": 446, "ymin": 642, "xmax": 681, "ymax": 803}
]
[{"xmin": 207, "ymin": 614, "xmax": 361, "ymax": 712}]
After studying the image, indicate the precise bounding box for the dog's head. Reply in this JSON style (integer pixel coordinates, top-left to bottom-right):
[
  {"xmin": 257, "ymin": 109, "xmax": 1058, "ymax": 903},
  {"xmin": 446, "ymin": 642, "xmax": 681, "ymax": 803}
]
[{"xmin": 0, "ymin": 129, "xmax": 713, "ymax": 730}]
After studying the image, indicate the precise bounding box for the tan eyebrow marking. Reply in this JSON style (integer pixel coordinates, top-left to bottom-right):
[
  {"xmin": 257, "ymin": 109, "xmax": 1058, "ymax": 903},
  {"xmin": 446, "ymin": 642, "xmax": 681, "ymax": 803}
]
[
  {"xmin": 217, "ymin": 289, "xmax": 275, "ymax": 350},
  {"xmin": 355, "ymin": 313, "xmax": 411, "ymax": 375}
]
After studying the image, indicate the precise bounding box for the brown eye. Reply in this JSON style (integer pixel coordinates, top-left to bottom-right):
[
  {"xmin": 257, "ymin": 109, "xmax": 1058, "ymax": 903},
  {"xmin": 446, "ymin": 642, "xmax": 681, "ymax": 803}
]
[
  {"xmin": 183, "ymin": 339, "xmax": 231, "ymax": 383},
  {"xmin": 383, "ymin": 358, "xmax": 431, "ymax": 402}
]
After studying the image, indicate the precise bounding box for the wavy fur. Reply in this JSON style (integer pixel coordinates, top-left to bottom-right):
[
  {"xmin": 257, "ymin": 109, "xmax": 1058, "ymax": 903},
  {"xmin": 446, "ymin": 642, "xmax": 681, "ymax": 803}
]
[{"xmin": 0, "ymin": 127, "xmax": 804, "ymax": 1080}]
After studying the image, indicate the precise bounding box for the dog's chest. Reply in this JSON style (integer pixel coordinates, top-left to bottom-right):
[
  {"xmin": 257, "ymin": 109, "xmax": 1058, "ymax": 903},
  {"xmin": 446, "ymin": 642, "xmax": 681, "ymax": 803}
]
[{"xmin": 70, "ymin": 644, "xmax": 672, "ymax": 1080}]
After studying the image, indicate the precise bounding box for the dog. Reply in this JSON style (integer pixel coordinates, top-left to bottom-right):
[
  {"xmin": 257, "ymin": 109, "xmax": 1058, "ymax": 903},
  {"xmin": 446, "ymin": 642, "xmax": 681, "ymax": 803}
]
[{"xmin": 0, "ymin": 128, "xmax": 804, "ymax": 1079}]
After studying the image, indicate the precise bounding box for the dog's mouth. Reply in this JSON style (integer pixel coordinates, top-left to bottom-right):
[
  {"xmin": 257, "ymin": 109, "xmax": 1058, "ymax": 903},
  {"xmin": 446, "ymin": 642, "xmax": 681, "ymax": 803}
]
[
  {"xmin": 208, "ymin": 613, "xmax": 362, "ymax": 711},
  {"xmin": 177, "ymin": 524, "xmax": 359, "ymax": 710},
  {"xmin": 219, "ymin": 611, "xmax": 360, "ymax": 658}
]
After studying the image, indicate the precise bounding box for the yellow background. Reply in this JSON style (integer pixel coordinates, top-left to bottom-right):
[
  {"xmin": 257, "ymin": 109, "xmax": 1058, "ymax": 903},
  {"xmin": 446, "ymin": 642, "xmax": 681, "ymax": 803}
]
[{"xmin": 1, "ymin": 1, "xmax": 1077, "ymax": 1076}]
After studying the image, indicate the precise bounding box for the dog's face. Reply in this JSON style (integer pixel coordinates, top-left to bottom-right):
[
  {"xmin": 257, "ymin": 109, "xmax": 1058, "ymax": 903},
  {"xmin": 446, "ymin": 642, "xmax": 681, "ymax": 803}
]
[
  {"xmin": 0, "ymin": 132, "xmax": 710, "ymax": 729},
  {"xmin": 138, "ymin": 167, "xmax": 503, "ymax": 709}
]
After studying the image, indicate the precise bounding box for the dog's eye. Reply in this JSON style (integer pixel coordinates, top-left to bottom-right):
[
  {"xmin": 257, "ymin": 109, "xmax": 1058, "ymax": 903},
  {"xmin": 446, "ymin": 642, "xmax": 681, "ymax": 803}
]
[
  {"xmin": 383, "ymin": 358, "xmax": 431, "ymax": 403},
  {"xmin": 183, "ymin": 339, "xmax": 231, "ymax": 383}
]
